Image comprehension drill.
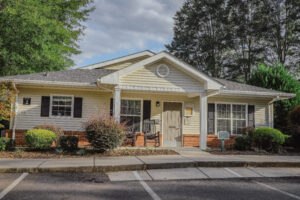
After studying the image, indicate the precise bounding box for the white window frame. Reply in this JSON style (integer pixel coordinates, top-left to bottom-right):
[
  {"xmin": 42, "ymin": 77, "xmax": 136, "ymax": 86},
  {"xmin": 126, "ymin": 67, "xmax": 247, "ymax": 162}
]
[
  {"xmin": 120, "ymin": 98, "xmax": 143, "ymax": 132},
  {"xmin": 215, "ymin": 102, "xmax": 248, "ymax": 135},
  {"xmin": 50, "ymin": 94, "xmax": 74, "ymax": 118}
]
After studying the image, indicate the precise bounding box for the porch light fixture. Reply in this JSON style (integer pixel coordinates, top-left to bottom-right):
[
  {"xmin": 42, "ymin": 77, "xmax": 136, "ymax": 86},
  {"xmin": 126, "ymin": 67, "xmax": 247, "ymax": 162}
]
[{"xmin": 156, "ymin": 101, "xmax": 160, "ymax": 107}]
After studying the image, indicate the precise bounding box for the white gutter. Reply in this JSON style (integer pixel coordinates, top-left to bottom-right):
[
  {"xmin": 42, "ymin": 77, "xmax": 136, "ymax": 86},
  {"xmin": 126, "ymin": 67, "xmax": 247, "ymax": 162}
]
[
  {"xmin": 11, "ymin": 82, "xmax": 18, "ymax": 141},
  {"xmin": 206, "ymin": 90, "xmax": 220, "ymax": 98},
  {"xmin": 220, "ymin": 90, "xmax": 296, "ymax": 98}
]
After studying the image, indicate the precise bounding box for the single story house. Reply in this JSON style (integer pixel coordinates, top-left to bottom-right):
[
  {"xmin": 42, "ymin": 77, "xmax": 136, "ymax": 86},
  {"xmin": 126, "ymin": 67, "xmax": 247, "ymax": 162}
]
[{"xmin": 0, "ymin": 51, "xmax": 296, "ymax": 149}]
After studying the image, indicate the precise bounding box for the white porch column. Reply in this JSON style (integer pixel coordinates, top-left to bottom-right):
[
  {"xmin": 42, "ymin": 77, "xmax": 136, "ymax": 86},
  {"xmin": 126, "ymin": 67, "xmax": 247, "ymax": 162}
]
[
  {"xmin": 200, "ymin": 91, "xmax": 207, "ymax": 150},
  {"xmin": 113, "ymin": 87, "xmax": 121, "ymax": 122}
]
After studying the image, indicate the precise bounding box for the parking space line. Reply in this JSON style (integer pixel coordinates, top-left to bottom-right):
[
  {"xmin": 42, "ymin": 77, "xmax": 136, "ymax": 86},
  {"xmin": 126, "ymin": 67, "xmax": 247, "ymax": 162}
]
[
  {"xmin": 0, "ymin": 173, "xmax": 28, "ymax": 200},
  {"xmin": 224, "ymin": 168, "xmax": 243, "ymax": 177},
  {"xmin": 133, "ymin": 171, "xmax": 161, "ymax": 200},
  {"xmin": 254, "ymin": 181, "xmax": 300, "ymax": 200}
]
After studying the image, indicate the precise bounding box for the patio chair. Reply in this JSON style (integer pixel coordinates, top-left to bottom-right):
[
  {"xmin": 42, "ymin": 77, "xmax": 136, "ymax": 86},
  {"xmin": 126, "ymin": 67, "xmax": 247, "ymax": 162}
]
[
  {"xmin": 124, "ymin": 127, "xmax": 136, "ymax": 147},
  {"xmin": 143, "ymin": 120, "xmax": 160, "ymax": 147}
]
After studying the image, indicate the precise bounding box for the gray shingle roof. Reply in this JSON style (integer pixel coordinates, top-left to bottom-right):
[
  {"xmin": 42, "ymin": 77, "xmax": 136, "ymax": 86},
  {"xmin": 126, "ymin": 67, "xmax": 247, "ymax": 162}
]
[
  {"xmin": 214, "ymin": 78, "xmax": 291, "ymax": 95},
  {"xmin": 0, "ymin": 69, "xmax": 116, "ymax": 85}
]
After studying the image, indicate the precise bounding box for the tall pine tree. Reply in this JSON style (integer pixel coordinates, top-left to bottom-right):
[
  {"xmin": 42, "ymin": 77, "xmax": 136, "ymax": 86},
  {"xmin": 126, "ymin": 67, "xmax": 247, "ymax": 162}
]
[{"xmin": 166, "ymin": 0, "xmax": 232, "ymax": 78}]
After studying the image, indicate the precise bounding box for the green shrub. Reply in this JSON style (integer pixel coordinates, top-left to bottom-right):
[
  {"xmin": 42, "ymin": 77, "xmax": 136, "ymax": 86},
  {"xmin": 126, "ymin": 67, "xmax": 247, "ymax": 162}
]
[
  {"xmin": 34, "ymin": 124, "xmax": 64, "ymax": 147},
  {"xmin": 0, "ymin": 138, "xmax": 13, "ymax": 151},
  {"xmin": 241, "ymin": 126, "xmax": 255, "ymax": 137},
  {"xmin": 289, "ymin": 106, "xmax": 300, "ymax": 150},
  {"xmin": 59, "ymin": 136, "xmax": 78, "ymax": 152},
  {"xmin": 253, "ymin": 127, "xmax": 289, "ymax": 152},
  {"xmin": 25, "ymin": 129, "xmax": 56, "ymax": 150},
  {"xmin": 234, "ymin": 136, "xmax": 252, "ymax": 151},
  {"xmin": 84, "ymin": 117, "xmax": 126, "ymax": 152}
]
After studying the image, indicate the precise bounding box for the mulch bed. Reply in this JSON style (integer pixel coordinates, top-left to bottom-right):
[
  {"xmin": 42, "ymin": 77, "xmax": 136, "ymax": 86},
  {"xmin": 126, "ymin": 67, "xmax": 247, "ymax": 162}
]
[{"xmin": 0, "ymin": 148, "xmax": 178, "ymax": 159}]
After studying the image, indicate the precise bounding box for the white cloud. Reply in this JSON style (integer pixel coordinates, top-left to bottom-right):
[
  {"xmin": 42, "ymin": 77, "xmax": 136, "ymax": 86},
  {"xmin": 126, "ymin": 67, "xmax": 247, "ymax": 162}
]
[{"xmin": 73, "ymin": 0, "xmax": 184, "ymax": 66}]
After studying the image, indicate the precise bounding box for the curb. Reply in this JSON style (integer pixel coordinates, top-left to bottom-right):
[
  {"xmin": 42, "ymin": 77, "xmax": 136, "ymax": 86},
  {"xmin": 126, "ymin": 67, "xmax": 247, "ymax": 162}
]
[{"xmin": 0, "ymin": 161, "xmax": 300, "ymax": 173}]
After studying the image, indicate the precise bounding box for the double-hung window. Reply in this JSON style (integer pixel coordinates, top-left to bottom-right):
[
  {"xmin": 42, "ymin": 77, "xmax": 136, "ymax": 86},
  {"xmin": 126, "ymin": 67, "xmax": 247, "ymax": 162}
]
[
  {"xmin": 51, "ymin": 96, "xmax": 73, "ymax": 117},
  {"xmin": 120, "ymin": 99, "xmax": 142, "ymax": 132},
  {"xmin": 216, "ymin": 103, "xmax": 247, "ymax": 135}
]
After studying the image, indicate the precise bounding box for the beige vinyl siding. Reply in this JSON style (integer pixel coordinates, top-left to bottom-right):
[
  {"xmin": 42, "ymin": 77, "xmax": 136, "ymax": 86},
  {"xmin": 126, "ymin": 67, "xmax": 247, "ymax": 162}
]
[
  {"xmin": 102, "ymin": 56, "xmax": 150, "ymax": 70},
  {"xmin": 208, "ymin": 96, "xmax": 272, "ymax": 128},
  {"xmin": 122, "ymin": 92, "xmax": 200, "ymax": 135},
  {"xmin": 15, "ymin": 88, "xmax": 111, "ymax": 131},
  {"xmin": 120, "ymin": 61, "xmax": 204, "ymax": 92}
]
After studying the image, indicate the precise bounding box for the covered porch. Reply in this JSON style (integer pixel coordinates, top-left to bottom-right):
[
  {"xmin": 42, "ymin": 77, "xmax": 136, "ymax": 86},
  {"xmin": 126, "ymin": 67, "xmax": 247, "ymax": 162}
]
[{"xmin": 111, "ymin": 88, "xmax": 209, "ymax": 149}]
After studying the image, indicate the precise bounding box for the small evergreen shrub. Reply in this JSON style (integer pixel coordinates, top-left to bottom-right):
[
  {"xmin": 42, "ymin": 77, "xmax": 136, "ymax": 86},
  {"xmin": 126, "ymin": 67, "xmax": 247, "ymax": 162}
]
[
  {"xmin": 84, "ymin": 117, "xmax": 126, "ymax": 152},
  {"xmin": 59, "ymin": 136, "xmax": 79, "ymax": 152},
  {"xmin": 241, "ymin": 126, "xmax": 255, "ymax": 137},
  {"xmin": 253, "ymin": 127, "xmax": 289, "ymax": 152},
  {"xmin": 25, "ymin": 129, "xmax": 56, "ymax": 150},
  {"xmin": 0, "ymin": 138, "xmax": 13, "ymax": 151},
  {"xmin": 234, "ymin": 136, "xmax": 252, "ymax": 151},
  {"xmin": 289, "ymin": 106, "xmax": 300, "ymax": 150},
  {"xmin": 34, "ymin": 124, "xmax": 64, "ymax": 147}
]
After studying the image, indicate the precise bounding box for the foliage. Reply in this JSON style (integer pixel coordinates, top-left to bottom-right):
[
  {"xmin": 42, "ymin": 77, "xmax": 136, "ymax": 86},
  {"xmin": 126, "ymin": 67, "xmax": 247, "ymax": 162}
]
[
  {"xmin": 166, "ymin": 0, "xmax": 300, "ymax": 81},
  {"xmin": 84, "ymin": 117, "xmax": 126, "ymax": 152},
  {"xmin": 0, "ymin": 138, "xmax": 13, "ymax": 151},
  {"xmin": 25, "ymin": 129, "xmax": 56, "ymax": 150},
  {"xmin": 59, "ymin": 136, "xmax": 78, "ymax": 152},
  {"xmin": 34, "ymin": 124, "xmax": 64, "ymax": 147},
  {"xmin": 289, "ymin": 106, "xmax": 300, "ymax": 126},
  {"xmin": 241, "ymin": 126, "xmax": 255, "ymax": 137},
  {"xmin": 234, "ymin": 136, "xmax": 252, "ymax": 151},
  {"xmin": 0, "ymin": 0, "xmax": 94, "ymax": 76},
  {"xmin": 166, "ymin": 0, "xmax": 232, "ymax": 78},
  {"xmin": 0, "ymin": 82, "xmax": 17, "ymax": 129},
  {"xmin": 289, "ymin": 106, "xmax": 300, "ymax": 150},
  {"xmin": 261, "ymin": 0, "xmax": 300, "ymax": 72},
  {"xmin": 248, "ymin": 64, "xmax": 300, "ymax": 133},
  {"xmin": 253, "ymin": 127, "xmax": 289, "ymax": 152}
]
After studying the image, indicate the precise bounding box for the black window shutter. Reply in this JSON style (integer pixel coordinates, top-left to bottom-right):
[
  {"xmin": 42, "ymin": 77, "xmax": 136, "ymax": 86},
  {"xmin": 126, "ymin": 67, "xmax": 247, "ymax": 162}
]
[
  {"xmin": 207, "ymin": 103, "xmax": 215, "ymax": 134},
  {"xmin": 41, "ymin": 96, "xmax": 50, "ymax": 117},
  {"xmin": 143, "ymin": 100, "xmax": 151, "ymax": 121},
  {"xmin": 248, "ymin": 105, "xmax": 255, "ymax": 127},
  {"xmin": 110, "ymin": 98, "xmax": 113, "ymax": 116},
  {"xmin": 74, "ymin": 97, "xmax": 83, "ymax": 118}
]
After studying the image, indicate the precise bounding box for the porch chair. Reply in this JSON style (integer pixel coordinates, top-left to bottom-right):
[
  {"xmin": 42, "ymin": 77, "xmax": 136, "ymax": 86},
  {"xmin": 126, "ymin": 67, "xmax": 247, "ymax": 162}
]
[
  {"xmin": 124, "ymin": 127, "xmax": 136, "ymax": 147},
  {"xmin": 143, "ymin": 120, "xmax": 160, "ymax": 147}
]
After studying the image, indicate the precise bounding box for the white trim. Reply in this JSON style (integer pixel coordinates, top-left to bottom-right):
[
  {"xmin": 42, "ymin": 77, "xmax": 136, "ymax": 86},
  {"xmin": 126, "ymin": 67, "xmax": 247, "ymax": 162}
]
[
  {"xmin": 0, "ymin": 79, "xmax": 98, "ymax": 88},
  {"xmin": 12, "ymin": 94, "xmax": 18, "ymax": 140},
  {"xmin": 162, "ymin": 101, "xmax": 184, "ymax": 147},
  {"xmin": 99, "ymin": 51, "xmax": 223, "ymax": 90},
  {"xmin": 156, "ymin": 64, "xmax": 170, "ymax": 78},
  {"xmin": 81, "ymin": 51, "xmax": 155, "ymax": 69},
  {"xmin": 49, "ymin": 94, "xmax": 74, "ymax": 119},
  {"xmin": 220, "ymin": 90, "xmax": 295, "ymax": 98},
  {"xmin": 214, "ymin": 102, "xmax": 248, "ymax": 136},
  {"xmin": 200, "ymin": 91, "xmax": 207, "ymax": 150},
  {"xmin": 117, "ymin": 85, "xmax": 204, "ymax": 93}
]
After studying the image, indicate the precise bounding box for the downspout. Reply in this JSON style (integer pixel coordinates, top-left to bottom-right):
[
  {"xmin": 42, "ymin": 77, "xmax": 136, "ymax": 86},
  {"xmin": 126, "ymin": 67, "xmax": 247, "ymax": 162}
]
[{"xmin": 11, "ymin": 81, "xmax": 18, "ymax": 141}]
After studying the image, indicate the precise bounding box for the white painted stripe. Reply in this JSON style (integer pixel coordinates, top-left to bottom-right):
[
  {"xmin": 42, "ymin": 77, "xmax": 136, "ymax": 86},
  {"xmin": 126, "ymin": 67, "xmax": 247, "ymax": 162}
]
[
  {"xmin": 0, "ymin": 173, "xmax": 28, "ymax": 199},
  {"xmin": 255, "ymin": 181, "xmax": 300, "ymax": 200},
  {"xmin": 224, "ymin": 168, "xmax": 243, "ymax": 177},
  {"xmin": 133, "ymin": 171, "xmax": 161, "ymax": 200}
]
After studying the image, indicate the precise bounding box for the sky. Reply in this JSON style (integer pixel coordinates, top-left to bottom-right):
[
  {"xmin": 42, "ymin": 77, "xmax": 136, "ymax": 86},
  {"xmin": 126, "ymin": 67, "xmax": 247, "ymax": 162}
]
[{"xmin": 72, "ymin": 0, "xmax": 185, "ymax": 68}]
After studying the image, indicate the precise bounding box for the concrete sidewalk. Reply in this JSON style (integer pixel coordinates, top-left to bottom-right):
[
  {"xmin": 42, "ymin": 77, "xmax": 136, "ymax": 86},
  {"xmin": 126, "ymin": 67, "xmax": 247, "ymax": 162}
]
[{"xmin": 0, "ymin": 150, "xmax": 300, "ymax": 173}]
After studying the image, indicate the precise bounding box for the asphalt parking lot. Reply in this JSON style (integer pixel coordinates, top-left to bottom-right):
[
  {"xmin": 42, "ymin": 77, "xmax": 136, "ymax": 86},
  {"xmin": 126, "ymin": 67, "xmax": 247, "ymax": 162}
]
[{"xmin": 0, "ymin": 168, "xmax": 300, "ymax": 200}]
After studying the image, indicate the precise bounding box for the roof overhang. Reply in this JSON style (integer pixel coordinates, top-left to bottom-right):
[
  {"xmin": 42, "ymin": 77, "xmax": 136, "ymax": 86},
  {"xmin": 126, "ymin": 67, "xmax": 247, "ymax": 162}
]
[
  {"xmin": 219, "ymin": 89, "xmax": 296, "ymax": 99},
  {"xmin": 81, "ymin": 50, "xmax": 155, "ymax": 69},
  {"xmin": 98, "ymin": 51, "xmax": 224, "ymax": 90}
]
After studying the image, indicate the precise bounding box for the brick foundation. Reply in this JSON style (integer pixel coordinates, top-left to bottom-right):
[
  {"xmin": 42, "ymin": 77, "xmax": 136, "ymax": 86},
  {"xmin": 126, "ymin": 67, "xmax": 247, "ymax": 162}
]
[
  {"xmin": 6, "ymin": 130, "xmax": 236, "ymax": 148},
  {"xmin": 207, "ymin": 134, "xmax": 236, "ymax": 148}
]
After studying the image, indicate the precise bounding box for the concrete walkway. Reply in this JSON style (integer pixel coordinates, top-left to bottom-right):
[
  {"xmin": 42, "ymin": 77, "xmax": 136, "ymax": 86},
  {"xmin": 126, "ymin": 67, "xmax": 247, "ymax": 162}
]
[{"xmin": 0, "ymin": 150, "xmax": 300, "ymax": 173}]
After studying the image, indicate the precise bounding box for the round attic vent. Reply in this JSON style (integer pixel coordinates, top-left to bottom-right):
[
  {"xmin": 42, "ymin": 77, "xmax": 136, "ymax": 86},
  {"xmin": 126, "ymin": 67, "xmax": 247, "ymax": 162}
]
[{"xmin": 156, "ymin": 64, "xmax": 169, "ymax": 78}]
